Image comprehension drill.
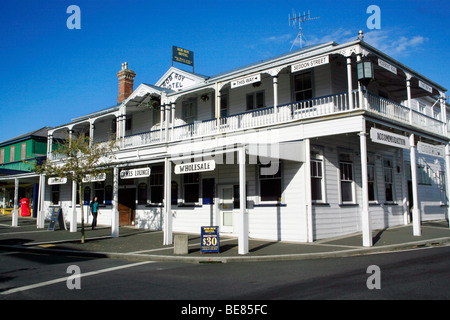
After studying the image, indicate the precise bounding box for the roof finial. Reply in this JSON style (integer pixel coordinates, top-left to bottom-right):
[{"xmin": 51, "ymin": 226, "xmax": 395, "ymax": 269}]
[{"xmin": 358, "ymin": 30, "xmax": 364, "ymax": 40}]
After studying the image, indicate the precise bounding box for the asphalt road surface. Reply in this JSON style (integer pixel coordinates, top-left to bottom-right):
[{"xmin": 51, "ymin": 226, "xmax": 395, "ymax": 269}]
[{"xmin": 1, "ymin": 244, "xmax": 448, "ymax": 304}]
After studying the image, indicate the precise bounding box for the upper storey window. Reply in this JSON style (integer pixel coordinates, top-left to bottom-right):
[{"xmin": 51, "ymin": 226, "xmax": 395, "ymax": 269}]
[{"xmin": 294, "ymin": 71, "xmax": 313, "ymax": 102}]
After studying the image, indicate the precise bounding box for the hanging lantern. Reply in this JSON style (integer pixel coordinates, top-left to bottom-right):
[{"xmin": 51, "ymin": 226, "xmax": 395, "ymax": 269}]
[{"xmin": 357, "ymin": 59, "xmax": 374, "ymax": 87}]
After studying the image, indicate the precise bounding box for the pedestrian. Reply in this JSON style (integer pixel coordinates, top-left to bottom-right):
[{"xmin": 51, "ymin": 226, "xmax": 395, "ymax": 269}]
[{"xmin": 90, "ymin": 196, "xmax": 100, "ymax": 230}]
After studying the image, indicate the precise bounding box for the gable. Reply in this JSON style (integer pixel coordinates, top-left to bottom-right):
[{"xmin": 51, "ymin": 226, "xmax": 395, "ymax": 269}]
[{"xmin": 155, "ymin": 67, "xmax": 208, "ymax": 91}]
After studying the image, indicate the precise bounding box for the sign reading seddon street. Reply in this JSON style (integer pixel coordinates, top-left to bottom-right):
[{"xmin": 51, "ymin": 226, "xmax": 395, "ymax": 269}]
[
  {"xmin": 174, "ymin": 160, "xmax": 215, "ymax": 174},
  {"xmin": 370, "ymin": 128, "xmax": 410, "ymax": 149},
  {"xmin": 291, "ymin": 55, "xmax": 329, "ymax": 72}
]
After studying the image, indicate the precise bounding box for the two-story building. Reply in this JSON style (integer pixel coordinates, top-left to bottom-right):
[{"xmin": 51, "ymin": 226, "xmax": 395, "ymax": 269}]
[
  {"xmin": 39, "ymin": 33, "xmax": 449, "ymax": 253},
  {"xmin": 0, "ymin": 127, "xmax": 50, "ymax": 215}
]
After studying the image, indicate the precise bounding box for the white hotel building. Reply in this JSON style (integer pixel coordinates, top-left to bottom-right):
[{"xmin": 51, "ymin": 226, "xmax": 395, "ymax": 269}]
[{"xmin": 38, "ymin": 34, "xmax": 449, "ymax": 253}]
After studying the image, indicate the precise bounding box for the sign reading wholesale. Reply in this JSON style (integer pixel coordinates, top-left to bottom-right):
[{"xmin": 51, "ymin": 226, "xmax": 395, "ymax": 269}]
[
  {"xmin": 370, "ymin": 128, "xmax": 410, "ymax": 149},
  {"xmin": 174, "ymin": 160, "xmax": 215, "ymax": 174},
  {"xmin": 172, "ymin": 46, "xmax": 194, "ymax": 67}
]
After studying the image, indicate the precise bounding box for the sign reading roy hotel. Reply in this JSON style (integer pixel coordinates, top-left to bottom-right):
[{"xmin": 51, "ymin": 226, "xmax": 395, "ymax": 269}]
[{"xmin": 370, "ymin": 128, "xmax": 410, "ymax": 149}]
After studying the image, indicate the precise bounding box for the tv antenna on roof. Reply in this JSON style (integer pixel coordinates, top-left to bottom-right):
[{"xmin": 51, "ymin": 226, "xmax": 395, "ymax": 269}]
[{"xmin": 289, "ymin": 10, "xmax": 320, "ymax": 51}]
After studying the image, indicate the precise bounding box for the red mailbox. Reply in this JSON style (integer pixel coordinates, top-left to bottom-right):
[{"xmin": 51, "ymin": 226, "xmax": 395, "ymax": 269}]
[{"xmin": 20, "ymin": 198, "xmax": 30, "ymax": 216}]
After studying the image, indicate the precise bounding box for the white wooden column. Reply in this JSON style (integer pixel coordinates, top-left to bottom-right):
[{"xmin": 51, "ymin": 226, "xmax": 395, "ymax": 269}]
[
  {"xmin": 272, "ymin": 75, "xmax": 279, "ymax": 123},
  {"xmin": 359, "ymin": 127, "xmax": 372, "ymax": 247},
  {"xmin": 111, "ymin": 166, "xmax": 119, "ymax": 238},
  {"xmin": 406, "ymin": 74, "xmax": 413, "ymax": 124},
  {"xmin": 37, "ymin": 174, "xmax": 46, "ymax": 229},
  {"xmin": 12, "ymin": 178, "xmax": 19, "ymax": 227},
  {"xmin": 165, "ymin": 104, "xmax": 170, "ymax": 142},
  {"xmin": 347, "ymin": 56, "xmax": 354, "ymax": 110},
  {"xmin": 163, "ymin": 158, "xmax": 173, "ymax": 245},
  {"xmin": 238, "ymin": 148, "xmax": 248, "ymax": 254},
  {"xmin": 171, "ymin": 102, "xmax": 176, "ymax": 140},
  {"xmin": 304, "ymin": 138, "xmax": 313, "ymax": 242},
  {"xmin": 160, "ymin": 105, "xmax": 165, "ymax": 142},
  {"xmin": 409, "ymin": 134, "xmax": 421, "ymax": 236},
  {"xmin": 89, "ymin": 120, "xmax": 95, "ymax": 146},
  {"xmin": 70, "ymin": 180, "xmax": 77, "ymax": 232}
]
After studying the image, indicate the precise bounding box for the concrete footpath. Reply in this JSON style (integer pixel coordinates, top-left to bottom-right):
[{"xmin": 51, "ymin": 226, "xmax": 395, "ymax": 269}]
[{"xmin": 0, "ymin": 216, "xmax": 449, "ymax": 263}]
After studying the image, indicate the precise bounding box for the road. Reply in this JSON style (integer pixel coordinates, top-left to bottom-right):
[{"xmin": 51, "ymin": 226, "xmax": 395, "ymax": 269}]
[{"xmin": 1, "ymin": 245, "xmax": 449, "ymax": 304}]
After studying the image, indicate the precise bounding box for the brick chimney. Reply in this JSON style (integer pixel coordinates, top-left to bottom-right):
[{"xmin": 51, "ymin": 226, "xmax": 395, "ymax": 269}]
[{"xmin": 116, "ymin": 62, "xmax": 136, "ymax": 103}]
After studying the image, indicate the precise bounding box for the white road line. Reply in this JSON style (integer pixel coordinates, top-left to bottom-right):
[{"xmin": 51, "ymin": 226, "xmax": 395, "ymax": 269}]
[{"xmin": 0, "ymin": 261, "xmax": 155, "ymax": 296}]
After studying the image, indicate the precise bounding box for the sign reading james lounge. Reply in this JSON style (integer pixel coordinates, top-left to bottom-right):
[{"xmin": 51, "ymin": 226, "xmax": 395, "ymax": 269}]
[
  {"xmin": 120, "ymin": 167, "xmax": 151, "ymax": 179},
  {"xmin": 370, "ymin": 128, "xmax": 410, "ymax": 149},
  {"xmin": 175, "ymin": 160, "xmax": 215, "ymax": 174}
]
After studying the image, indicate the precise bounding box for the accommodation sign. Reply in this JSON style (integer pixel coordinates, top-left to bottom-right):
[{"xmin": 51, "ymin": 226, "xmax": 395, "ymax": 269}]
[
  {"xmin": 82, "ymin": 173, "xmax": 106, "ymax": 183},
  {"xmin": 231, "ymin": 74, "xmax": 261, "ymax": 88},
  {"xmin": 174, "ymin": 160, "xmax": 215, "ymax": 174},
  {"xmin": 370, "ymin": 128, "xmax": 410, "ymax": 149},
  {"xmin": 417, "ymin": 142, "xmax": 445, "ymax": 158},
  {"xmin": 291, "ymin": 55, "xmax": 329, "ymax": 72},
  {"xmin": 120, "ymin": 167, "xmax": 151, "ymax": 179},
  {"xmin": 172, "ymin": 46, "xmax": 194, "ymax": 67}
]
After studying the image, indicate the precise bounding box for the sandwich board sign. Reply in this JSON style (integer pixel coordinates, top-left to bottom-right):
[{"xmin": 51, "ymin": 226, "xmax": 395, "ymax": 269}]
[{"xmin": 48, "ymin": 207, "xmax": 66, "ymax": 231}]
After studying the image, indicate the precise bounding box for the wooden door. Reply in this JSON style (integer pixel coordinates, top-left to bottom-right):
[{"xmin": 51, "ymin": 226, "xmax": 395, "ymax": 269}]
[{"xmin": 118, "ymin": 188, "xmax": 136, "ymax": 226}]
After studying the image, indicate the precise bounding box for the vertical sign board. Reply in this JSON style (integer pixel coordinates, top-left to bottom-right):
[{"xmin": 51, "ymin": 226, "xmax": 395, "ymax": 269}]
[
  {"xmin": 200, "ymin": 226, "xmax": 220, "ymax": 253},
  {"xmin": 48, "ymin": 207, "xmax": 66, "ymax": 231},
  {"xmin": 172, "ymin": 46, "xmax": 194, "ymax": 67}
]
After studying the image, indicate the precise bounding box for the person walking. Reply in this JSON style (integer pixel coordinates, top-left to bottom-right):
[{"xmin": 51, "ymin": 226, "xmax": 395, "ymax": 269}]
[{"xmin": 90, "ymin": 196, "xmax": 100, "ymax": 230}]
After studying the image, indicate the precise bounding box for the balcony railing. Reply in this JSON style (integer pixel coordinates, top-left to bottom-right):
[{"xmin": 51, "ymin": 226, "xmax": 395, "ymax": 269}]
[{"xmin": 65, "ymin": 91, "xmax": 446, "ymax": 154}]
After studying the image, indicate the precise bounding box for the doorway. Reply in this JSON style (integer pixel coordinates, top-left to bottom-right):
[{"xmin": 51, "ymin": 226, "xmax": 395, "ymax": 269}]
[
  {"xmin": 118, "ymin": 188, "xmax": 136, "ymax": 226},
  {"xmin": 218, "ymin": 185, "xmax": 236, "ymax": 233}
]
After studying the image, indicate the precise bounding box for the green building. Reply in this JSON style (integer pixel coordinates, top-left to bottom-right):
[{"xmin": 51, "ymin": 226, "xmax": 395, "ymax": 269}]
[{"xmin": 0, "ymin": 127, "xmax": 50, "ymax": 213}]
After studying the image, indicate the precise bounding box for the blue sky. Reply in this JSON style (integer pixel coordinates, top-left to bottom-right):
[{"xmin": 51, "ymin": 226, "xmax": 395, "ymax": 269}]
[{"xmin": 0, "ymin": 0, "xmax": 449, "ymax": 142}]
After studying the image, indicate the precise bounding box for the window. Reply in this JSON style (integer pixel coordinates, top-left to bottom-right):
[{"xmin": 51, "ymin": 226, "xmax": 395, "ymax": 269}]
[
  {"xmin": 183, "ymin": 173, "xmax": 199, "ymax": 203},
  {"xmin": 310, "ymin": 148, "xmax": 325, "ymax": 202},
  {"xmin": 367, "ymin": 154, "xmax": 377, "ymax": 202},
  {"xmin": 10, "ymin": 146, "xmax": 15, "ymax": 162},
  {"xmin": 294, "ymin": 71, "xmax": 313, "ymax": 102},
  {"xmin": 94, "ymin": 181, "xmax": 105, "ymax": 204},
  {"xmin": 246, "ymin": 91, "xmax": 264, "ymax": 110},
  {"xmin": 0, "ymin": 149, "xmax": 4, "ymax": 164},
  {"xmin": 104, "ymin": 185, "xmax": 112, "ymax": 205},
  {"xmin": 153, "ymin": 108, "xmax": 161, "ymax": 126},
  {"xmin": 182, "ymin": 99, "xmax": 197, "ymax": 124},
  {"xmin": 51, "ymin": 185, "xmax": 60, "ymax": 205},
  {"xmin": 383, "ymin": 158, "xmax": 394, "ymax": 202},
  {"xmin": 83, "ymin": 187, "xmax": 91, "ymax": 205},
  {"xmin": 150, "ymin": 165, "xmax": 163, "ymax": 204},
  {"xmin": 220, "ymin": 93, "xmax": 228, "ymax": 118},
  {"xmin": 259, "ymin": 161, "xmax": 282, "ymax": 202},
  {"xmin": 21, "ymin": 143, "xmax": 26, "ymax": 160},
  {"xmin": 125, "ymin": 117, "xmax": 132, "ymax": 131},
  {"xmin": 418, "ymin": 165, "xmax": 432, "ymax": 185},
  {"xmin": 138, "ymin": 183, "xmax": 147, "ymax": 205},
  {"xmin": 438, "ymin": 171, "xmax": 447, "ymax": 205},
  {"xmin": 339, "ymin": 153, "xmax": 354, "ymax": 203}
]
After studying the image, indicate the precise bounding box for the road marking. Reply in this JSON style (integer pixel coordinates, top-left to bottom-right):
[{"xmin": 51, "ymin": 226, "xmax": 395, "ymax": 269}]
[{"xmin": 0, "ymin": 261, "xmax": 155, "ymax": 296}]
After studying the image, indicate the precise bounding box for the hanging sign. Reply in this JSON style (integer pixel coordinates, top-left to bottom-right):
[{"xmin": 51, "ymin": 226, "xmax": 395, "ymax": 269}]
[
  {"xmin": 174, "ymin": 160, "xmax": 216, "ymax": 174},
  {"xmin": 172, "ymin": 46, "xmax": 194, "ymax": 67},
  {"xmin": 231, "ymin": 74, "xmax": 261, "ymax": 88},
  {"xmin": 120, "ymin": 167, "xmax": 151, "ymax": 179},
  {"xmin": 200, "ymin": 226, "xmax": 220, "ymax": 253},
  {"xmin": 370, "ymin": 128, "xmax": 410, "ymax": 149},
  {"xmin": 48, "ymin": 177, "xmax": 67, "ymax": 185},
  {"xmin": 291, "ymin": 55, "xmax": 329, "ymax": 72},
  {"xmin": 378, "ymin": 59, "xmax": 397, "ymax": 75},
  {"xmin": 417, "ymin": 142, "xmax": 445, "ymax": 158},
  {"xmin": 82, "ymin": 173, "xmax": 106, "ymax": 183},
  {"xmin": 418, "ymin": 80, "xmax": 433, "ymax": 93}
]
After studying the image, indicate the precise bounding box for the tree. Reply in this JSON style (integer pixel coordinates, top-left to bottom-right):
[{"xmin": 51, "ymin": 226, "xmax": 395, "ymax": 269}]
[{"xmin": 34, "ymin": 134, "xmax": 116, "ymax": 243}]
